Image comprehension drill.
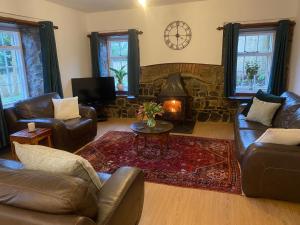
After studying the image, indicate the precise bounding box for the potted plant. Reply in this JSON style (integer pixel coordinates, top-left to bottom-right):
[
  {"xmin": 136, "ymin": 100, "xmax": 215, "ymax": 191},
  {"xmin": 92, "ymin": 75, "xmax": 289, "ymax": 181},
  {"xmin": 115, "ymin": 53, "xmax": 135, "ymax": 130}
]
[
  {"xmin": 245, "ymin": 62, "xmax": 259, "ymax": 90},
  {"xmin": 137, "ymin": 102, "xmax": 164, "ymax": 128},
  {"xmin": 110, "ymin": 66, "xmax": 127, "ymax": 91}
]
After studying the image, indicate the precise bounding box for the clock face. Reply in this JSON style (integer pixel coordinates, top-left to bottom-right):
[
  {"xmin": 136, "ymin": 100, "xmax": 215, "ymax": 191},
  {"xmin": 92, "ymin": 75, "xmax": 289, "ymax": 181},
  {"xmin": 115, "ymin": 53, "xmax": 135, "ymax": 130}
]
[{"xmin": 164, "ymin": 21, "xmax": 192, "ymax": 50}]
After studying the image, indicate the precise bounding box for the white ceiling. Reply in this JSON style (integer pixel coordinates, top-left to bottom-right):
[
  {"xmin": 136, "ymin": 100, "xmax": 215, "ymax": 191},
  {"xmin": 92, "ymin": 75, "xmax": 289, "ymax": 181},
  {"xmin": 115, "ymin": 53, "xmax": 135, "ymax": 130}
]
[{"xmin": 46, "ymin": 0, "xmax": 205, "ymax": 12}]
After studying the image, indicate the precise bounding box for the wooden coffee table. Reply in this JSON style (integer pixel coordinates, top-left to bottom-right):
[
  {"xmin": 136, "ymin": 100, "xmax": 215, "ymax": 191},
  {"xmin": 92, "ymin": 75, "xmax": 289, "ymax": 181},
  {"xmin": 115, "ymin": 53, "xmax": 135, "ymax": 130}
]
[
  {"xmin": 10, "ymin": 128, "xmax": 53, "ymax": 160},
  {"xmin": 130, "ymin": 120, "xmax": 173, "ymax": 157}
]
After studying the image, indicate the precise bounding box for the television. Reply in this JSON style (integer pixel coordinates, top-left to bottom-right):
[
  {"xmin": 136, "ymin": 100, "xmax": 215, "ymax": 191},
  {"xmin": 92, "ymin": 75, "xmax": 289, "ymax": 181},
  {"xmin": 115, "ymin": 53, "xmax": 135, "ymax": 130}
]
[{"xmin": 71, "ymin": 77, "xmax": 116, "ymax": 105}]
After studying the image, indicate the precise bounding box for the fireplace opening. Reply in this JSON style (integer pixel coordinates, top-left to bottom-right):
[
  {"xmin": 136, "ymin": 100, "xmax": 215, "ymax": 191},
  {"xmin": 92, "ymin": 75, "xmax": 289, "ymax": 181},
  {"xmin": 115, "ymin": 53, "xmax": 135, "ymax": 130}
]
[{"xmin": 163, "ymin": 100, "xmax": 182, "ymax": 113}]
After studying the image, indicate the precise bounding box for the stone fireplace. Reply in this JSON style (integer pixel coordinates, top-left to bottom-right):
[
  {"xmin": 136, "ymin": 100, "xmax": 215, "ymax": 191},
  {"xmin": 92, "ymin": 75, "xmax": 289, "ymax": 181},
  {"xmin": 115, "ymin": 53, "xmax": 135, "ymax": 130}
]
[{"xmin": 103, "ymin": 63, "xmax": 238, "ymax": 123}]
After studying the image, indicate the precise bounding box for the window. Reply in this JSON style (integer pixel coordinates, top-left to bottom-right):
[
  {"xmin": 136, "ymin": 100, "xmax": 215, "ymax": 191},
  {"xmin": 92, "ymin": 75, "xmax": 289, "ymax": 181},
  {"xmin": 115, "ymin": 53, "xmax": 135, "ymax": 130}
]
[
  {"xmin": 107, "ymin": 35, "xmax": 129, "ymax": 93},
  {"xmin": 236, "ymin": 29, "xmax": 276, "ymax": 94},
  {"xmin": 0, "ymin": 29, "xmax": 28, "ymax": 107}
]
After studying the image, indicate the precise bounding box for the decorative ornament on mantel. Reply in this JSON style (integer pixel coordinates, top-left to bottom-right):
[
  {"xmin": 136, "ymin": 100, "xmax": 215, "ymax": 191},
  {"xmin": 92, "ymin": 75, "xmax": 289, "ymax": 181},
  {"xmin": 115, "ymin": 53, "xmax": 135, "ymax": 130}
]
[{"xmin": 164, "ymin": 21, "xmax": 192, "ymax": 50}]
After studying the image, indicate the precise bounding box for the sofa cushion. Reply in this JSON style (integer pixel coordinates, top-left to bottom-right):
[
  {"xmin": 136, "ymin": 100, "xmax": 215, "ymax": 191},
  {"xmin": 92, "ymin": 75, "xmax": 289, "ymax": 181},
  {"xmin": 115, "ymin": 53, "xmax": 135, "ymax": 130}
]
[
  {"xmin": 273, "ymin": 92, "xmax": 300, "ymax": 128},
  {"xmin": 14, "ymin": 142, "xmax": 103, "ymax": 191},
  {"xmin": 52, "ymin": 97, "xmax": 81, "ymax": 120},
  {"xmin": 242, "ymin": 90, "xmax": 286, "ymax": 116},
  {"xmin": 15, "ymin": 92, "xmax": 60, "ymax": 119},
  {"xmin": 64, "ymin": 118, "xmax": 94, "ymax": 139},
  {"xmin": 255, "ymin": 128, "xmax": 300, "ymax": 145},
  {"xmin": 236, "ymin": 114, "xmax": 269, "ymax": 130},
  {"xmin": 0, "ymin": 168, "xmax": 98, "ymax": 218}
]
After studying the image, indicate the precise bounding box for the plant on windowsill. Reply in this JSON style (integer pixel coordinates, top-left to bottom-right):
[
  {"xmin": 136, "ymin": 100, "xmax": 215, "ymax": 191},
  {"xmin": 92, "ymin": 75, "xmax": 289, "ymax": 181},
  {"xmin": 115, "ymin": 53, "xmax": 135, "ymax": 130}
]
[
  {"xmin": 110, "ymin": 66, "xmax": 127, "ymax": 91},
  {"xmin": 137, "ymin": 102, "xmax": 164, "ymax": 128},
  {"xmin": 245, "ymin": 62, "xmax": 259, "ymax": 91}
]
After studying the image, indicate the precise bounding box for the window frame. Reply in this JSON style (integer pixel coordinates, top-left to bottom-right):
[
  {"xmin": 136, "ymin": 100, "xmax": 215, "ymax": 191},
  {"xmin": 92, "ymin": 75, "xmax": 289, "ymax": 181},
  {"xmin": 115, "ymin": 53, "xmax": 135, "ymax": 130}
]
[
  {"xmin": 235, "ymin": 28, "xmax": 276, "ymax": 96},
  {"xmin": 0, "ymin": 27, "xmax": 28, "ymax": 108},
  {"xmin": 107, "ymin": 35, "xmax": 129, "ymax": 95}
]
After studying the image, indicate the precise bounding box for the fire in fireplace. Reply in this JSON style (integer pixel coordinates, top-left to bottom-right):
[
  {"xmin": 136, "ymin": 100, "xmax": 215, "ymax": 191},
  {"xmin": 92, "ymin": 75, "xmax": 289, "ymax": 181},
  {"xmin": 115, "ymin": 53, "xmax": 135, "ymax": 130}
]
[{"xmin": 163, "ymin": 100, "xmax": 182, "ymax": 113}]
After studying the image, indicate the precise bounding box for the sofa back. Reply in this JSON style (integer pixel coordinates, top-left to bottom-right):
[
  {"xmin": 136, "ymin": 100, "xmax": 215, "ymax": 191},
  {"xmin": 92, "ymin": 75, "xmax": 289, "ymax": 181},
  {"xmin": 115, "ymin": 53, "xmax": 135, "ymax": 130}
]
[
  {"xmin": 0, "ymin": 167, "xmax": 98, "ymax": 219},
  {"xmin": 15, "ymin": 92, "xmax": 60, "ymax": 119},
  {"xmin": 273, "ymin": 91, "xmax": 300, "ymax": 128}
]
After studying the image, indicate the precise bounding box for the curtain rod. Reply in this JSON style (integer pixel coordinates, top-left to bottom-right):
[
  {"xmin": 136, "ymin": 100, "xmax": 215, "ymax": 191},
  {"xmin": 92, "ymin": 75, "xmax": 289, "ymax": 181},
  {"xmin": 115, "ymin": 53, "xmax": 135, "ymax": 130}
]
[
  {"xmin": 217, "ymin": 20, "xmax": 295, "ymax": 31},
  {"xmin": 87, "ymin": 30, "xmax": 143, "ymax": 38},
  {"xmin": 0, "ymin": 15, "xmax": 58, "ymax": 29}
]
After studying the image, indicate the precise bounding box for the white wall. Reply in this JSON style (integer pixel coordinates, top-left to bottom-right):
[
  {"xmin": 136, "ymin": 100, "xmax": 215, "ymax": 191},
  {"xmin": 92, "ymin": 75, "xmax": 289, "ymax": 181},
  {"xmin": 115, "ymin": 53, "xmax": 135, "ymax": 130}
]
[
  {"xmin": 0, "ymin": 0, "xmax": 91, "ymax": 97},
  {"xmin": 289, "ymin": 2, "xmax": 300, "ymax": 95},
  {"xmin": 87, "ymin": 0, "xmax": 298, "ymax": 66}
]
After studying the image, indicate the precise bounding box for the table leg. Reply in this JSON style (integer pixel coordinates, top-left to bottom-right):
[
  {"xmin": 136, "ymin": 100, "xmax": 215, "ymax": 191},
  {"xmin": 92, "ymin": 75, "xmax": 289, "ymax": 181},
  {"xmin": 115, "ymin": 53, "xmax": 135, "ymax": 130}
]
[
  {"xmin": 10, "ymin": 142, "xmax": 17, "ymax": 160},
  {"xmin": 47, "ymin": 135, "xmax": 53, "ymax": 148}
]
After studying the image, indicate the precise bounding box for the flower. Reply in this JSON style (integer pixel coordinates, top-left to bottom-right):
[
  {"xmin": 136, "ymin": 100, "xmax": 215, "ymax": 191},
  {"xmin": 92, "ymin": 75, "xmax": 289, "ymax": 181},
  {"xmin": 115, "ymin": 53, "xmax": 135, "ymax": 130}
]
[{"xmin": 137, "ymin": 102, "xmax": 164, "ymax": 120}]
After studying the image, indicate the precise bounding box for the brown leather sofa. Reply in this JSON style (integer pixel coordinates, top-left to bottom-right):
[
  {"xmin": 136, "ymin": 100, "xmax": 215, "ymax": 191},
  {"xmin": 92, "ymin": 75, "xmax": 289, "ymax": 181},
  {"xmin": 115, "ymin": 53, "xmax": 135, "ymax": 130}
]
[
  {"xmin": 0, "ymin": 158, "xmax": 144, "ymax": 225},
  {"xmin": 4, "ymin": 93, "xmax": 97, "ymax": 152},
  {"xmin": 234, "ymin": 91, "xmax": 300, "ymax": 202}
]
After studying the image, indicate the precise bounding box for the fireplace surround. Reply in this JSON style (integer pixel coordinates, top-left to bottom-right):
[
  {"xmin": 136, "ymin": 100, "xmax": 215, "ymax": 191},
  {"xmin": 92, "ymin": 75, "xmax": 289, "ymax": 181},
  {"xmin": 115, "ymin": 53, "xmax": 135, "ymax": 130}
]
[{"xmin": 103, "ymin": 63, "xmax": 238, "ymax": 122}]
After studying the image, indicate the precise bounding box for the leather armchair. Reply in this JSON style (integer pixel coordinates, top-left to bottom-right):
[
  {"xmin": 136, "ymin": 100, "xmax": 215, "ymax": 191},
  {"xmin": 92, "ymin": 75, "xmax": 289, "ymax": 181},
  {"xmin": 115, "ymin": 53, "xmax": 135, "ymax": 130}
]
[
  {"xmin": 0, "ymin": 159, "xmax": 144, "ymax": 225},
  {"xmin": 4, "ymin": 93, "xmax": 97, "ymax": 152}
]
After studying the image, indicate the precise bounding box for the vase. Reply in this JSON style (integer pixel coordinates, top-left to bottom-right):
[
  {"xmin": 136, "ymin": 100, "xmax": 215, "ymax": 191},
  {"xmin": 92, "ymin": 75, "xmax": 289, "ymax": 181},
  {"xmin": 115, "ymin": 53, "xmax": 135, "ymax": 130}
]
[
  {"xmin": 147, "ymin": 117, "xmax": 156, "ymax": 128},
  {"xmin": 117, "ymin": 83, "xmax": 124, "ymax": 91}
]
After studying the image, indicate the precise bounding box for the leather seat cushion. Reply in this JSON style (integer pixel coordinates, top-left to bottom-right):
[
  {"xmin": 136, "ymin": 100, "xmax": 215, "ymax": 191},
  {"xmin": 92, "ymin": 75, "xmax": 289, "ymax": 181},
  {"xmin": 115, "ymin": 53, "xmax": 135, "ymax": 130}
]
[
  {"xmin": 235, "ymin": 129, "xmax": 265, "ymax": 161},
  {"xmin": 64, "ymin": 118, "xmax": 93, "ymax": 138},
  {"xmin": 236, "ymin": 114, "xmax": 270, "ymax": 130},
  {"xmin": 15, "ymin": 93, "xmax": 60, "ymax": 119},
  {"xmin": 0, "ymin": 168, "xmax": 98, "ymax": 218}
]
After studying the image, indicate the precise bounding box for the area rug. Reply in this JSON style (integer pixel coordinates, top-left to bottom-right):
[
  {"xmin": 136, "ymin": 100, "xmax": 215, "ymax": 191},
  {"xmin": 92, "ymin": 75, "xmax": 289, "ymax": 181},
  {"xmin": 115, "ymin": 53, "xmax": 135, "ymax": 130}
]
[{"xmin": 77, "ymin": 131, "xmax": 241, "ymax": 194}]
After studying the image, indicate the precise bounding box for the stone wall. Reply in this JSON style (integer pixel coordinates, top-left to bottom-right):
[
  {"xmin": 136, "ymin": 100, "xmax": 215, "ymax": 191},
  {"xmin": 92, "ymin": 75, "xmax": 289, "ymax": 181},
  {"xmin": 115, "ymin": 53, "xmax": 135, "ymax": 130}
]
[{"xmin": 104, "ymin": 63, "xmax": 238, "ymax": 122}]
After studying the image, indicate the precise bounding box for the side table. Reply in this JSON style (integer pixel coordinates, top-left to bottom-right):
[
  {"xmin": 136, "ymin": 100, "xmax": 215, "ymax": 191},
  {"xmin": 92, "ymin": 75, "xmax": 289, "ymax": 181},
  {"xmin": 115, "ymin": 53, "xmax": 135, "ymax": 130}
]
[{"xmin": 10, "ymin": 128, "xmax": 53, "ymax": 160}]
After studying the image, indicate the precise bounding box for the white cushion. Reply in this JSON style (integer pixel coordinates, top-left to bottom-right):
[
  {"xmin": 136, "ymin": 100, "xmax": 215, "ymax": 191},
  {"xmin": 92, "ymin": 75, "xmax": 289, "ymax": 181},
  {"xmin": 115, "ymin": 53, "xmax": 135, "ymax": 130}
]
[
  {"xmin": 255, "ymin": 128, "xmax": 300, "ymax": 145},
  {"xmin": 246, "ymin": 97, "xmax": 281, "ymax": 126},
  {"xmin": 52, "ymin": 97, "xmax": 81, "ymax": 120},
  {"xmin": 14, "ymin": 142, "xmax": 102, "ymax": 190}
]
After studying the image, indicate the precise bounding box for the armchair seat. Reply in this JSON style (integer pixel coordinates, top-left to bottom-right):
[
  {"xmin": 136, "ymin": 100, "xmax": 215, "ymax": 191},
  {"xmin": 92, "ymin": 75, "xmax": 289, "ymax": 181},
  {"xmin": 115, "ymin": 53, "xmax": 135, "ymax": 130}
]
[{"xmin": 4, "ymin": 93, "xmax": 97, "ymax": 152}]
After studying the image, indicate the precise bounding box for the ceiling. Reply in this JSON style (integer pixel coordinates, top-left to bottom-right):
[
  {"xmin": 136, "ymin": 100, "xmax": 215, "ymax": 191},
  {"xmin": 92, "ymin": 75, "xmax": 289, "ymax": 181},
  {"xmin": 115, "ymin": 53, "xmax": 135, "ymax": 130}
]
[{"xmin": 46, "ymin": 0, "xmax": 204, "ymax": 12}]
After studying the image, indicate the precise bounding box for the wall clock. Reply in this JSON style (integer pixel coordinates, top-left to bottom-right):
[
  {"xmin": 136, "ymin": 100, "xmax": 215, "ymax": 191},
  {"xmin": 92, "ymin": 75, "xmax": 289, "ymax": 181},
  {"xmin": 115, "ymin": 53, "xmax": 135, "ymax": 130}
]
[{"xmin": 164, "ymin": 21, "xmax": 192, "ymax": 50}]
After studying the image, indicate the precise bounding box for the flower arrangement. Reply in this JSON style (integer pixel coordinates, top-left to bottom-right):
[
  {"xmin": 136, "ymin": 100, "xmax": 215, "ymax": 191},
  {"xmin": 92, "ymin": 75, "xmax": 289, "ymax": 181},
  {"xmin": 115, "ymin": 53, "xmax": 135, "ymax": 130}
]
[{"xmin": 137, "ymin": 102, "xmax": 164, "ymax": 127}]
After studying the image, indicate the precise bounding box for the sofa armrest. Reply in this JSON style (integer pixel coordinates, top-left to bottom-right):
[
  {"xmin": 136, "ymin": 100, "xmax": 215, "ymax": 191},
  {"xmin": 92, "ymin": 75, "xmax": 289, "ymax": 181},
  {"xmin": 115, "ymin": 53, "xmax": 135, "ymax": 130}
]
[
  {"xmin": 242, "ymin": 142, "xmax": 300, "ymax": 202},
  {"xmin": 96, "ymin": 167, "xmax": 144, "ymax": 225},
  {"xmin": 17, "ymin": 118, "xmax": 66, "ymax": 130},
  {"xmin": 79, "ymin": 106, "xmax": 97, "ymax": 122}
]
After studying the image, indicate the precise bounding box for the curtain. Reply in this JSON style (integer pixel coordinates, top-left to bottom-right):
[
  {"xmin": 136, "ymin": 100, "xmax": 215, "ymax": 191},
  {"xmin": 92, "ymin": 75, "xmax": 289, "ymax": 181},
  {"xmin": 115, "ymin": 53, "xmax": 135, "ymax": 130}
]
[
  {"xmin": 39, "ymin": 21, "xmax": 64, "ymax": 98},
  {"xmin": 268, "ymin": 20, "xmax": 292, "ymax": 95},
  {"xmin": 0, "ymin": 95, "xmax": 8, "ymax": 149},
  {"xmin": 90, "ymin": 32, "xmax": 109, "ymax": 77},
  {"xmin": 223, "ymin": 23, "xmax": 240, "ymax": 97},
  {"xmin": 128, "ymin": 29, "xmax": 141, "ymax": 97}
]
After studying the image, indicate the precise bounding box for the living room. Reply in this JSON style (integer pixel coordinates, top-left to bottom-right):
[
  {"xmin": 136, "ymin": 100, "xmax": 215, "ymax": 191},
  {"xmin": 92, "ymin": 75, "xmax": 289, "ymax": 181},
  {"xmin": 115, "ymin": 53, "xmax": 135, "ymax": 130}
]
[{"xmin": 0, "ymin": 0, "xmax": 300, "ymax": 224}]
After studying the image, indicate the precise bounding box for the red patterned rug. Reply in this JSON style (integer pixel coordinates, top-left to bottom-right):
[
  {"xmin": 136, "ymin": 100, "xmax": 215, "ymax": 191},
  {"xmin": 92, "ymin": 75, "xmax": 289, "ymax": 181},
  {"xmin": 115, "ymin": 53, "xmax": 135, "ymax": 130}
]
[{"xmin": 78, "ymin": 131, "xmax": 241, "ymax": 194}]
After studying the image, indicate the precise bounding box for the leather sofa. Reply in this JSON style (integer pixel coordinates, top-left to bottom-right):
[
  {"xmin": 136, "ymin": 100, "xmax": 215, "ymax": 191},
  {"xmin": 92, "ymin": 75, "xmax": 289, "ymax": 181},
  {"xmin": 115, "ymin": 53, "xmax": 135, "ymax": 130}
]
[
  {"xmin": 4, "ymin": 93, "xmax": 97, "ymax": 152},
  {"xmin": 234, "ymin": 91, "xmax": 300, "ymax": 202},
  {"xmin": 0, "ymin": 158, "xmax": 144, "ymax": 225}
]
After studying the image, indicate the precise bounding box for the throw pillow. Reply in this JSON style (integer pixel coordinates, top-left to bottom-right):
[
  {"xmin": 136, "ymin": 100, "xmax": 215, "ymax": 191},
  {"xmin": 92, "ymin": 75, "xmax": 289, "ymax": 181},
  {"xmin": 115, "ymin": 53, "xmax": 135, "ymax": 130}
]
[
  {"xmin": 241, "ymin": 90, "xmax": 286, "ymax": 116},
  {"xmin": 52, "ymin": 97, "xmax": 81, "ymax": 120},
  {"xmin": 246, "ymin": 97, "xmax": 282, "ymax": 126},
  {"xmin": 256, "ymin": 128, "xmax": 300, "ymax": 145},
  {"xmin": 14, "ymin": 142, "xmax": 102, "ymax": 190}
]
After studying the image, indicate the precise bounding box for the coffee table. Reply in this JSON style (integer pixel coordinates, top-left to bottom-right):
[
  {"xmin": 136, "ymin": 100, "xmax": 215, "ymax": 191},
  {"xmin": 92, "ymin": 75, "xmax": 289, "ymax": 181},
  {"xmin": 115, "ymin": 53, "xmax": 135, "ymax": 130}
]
[{"xmin": 130, "ymin": 120, "xmax": 173, "ymax": 157}]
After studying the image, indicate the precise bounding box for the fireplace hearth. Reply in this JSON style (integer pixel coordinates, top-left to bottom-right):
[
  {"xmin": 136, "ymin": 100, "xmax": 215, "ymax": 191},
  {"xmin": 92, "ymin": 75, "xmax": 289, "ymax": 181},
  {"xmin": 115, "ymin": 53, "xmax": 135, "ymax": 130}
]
[{"xmin": 158, "ymin": 73, "xmax": 195, "ymax": 133}]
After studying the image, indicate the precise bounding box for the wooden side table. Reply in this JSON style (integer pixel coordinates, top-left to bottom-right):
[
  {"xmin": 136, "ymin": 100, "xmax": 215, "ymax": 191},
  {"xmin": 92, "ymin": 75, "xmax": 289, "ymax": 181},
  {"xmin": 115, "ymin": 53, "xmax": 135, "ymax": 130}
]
[{"xmin": 10, "ymin": 128, "xmax": 53, "ymax": 160}]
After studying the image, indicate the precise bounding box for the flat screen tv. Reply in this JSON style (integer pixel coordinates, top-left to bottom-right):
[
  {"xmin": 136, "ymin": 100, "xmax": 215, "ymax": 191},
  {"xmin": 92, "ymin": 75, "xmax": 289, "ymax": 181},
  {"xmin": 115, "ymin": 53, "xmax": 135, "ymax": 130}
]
[{"xmin": 71, "ymin": 77, "xmax": 116, "ymax": 104}]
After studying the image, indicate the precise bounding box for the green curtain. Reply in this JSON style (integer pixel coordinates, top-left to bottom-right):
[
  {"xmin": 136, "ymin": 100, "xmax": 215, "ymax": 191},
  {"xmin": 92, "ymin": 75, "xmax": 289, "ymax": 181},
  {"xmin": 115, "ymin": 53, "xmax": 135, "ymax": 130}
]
[
  {"xmin": 128, "ymin": 29, "xmax": 140, "ymax": 97},
  {"xmin": 268, "ymin": 20, "xmax": 291, "ymax": 95},
  {"xmin": 223, "ymin": 23, "xmax": 240, "ymax": 97},
  {"xmin": 90, "ymin": 32, "xmax": 109, "ymax": 77},
  {"xmin": 0, "ymin": 95, "xmax": 8, "ymax": 149},
  {"xmin": 39, "ymin": 21, "xmax": 64, "ymax": 97}
]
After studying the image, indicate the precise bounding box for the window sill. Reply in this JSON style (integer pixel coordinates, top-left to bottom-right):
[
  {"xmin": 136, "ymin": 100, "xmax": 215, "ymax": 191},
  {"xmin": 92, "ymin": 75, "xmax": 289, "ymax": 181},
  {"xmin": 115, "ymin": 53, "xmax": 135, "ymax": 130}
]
[
  {"xmin": 228, "ymin": 96, "xmax": 252, "ymax": 102},
  {"xmin": 115, "ymin": 94, "xmax": 137, "ymax": 100}
]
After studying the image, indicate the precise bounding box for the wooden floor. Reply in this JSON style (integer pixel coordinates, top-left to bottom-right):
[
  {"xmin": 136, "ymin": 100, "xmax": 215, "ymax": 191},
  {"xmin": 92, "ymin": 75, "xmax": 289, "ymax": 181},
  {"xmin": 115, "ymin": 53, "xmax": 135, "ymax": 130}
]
[{"xmin": 97, "ymin": 119, "xmax": 300, "ymax": 225}]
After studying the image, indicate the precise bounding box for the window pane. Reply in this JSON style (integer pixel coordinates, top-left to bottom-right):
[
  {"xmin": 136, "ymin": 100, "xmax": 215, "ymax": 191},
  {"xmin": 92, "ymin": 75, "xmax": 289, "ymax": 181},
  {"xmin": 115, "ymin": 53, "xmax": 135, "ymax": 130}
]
[
  {"xmin": 245, "ymin": 35, "xmax": 258, "ymax": 52},
  {"xmin": 258, "ymin": 34, "xmax": 273, "ymax": 53},
  {"xmin": 238, "ymin": 36, "xmax": 245, "ymax": 53},
  {"xmin": 0, "ymin": 30, "xmax": 28, "ymax": 107}
]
